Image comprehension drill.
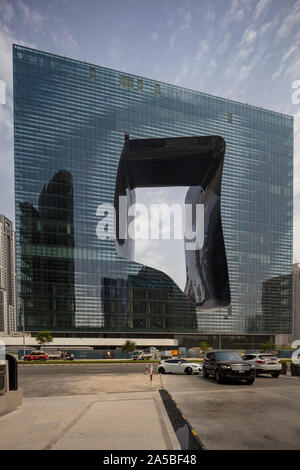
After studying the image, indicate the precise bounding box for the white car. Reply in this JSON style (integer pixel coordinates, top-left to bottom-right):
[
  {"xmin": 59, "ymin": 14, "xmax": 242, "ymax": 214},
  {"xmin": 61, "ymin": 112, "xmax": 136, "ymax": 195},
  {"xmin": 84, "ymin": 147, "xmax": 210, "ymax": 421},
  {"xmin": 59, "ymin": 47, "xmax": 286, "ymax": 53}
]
[
  {"xmin": 157, "ymin": 359, "xmax": 203, "ymax": 375},
  {"xmin": 242, "ymin": 353, "xmax": 282, "ymax": 377}
]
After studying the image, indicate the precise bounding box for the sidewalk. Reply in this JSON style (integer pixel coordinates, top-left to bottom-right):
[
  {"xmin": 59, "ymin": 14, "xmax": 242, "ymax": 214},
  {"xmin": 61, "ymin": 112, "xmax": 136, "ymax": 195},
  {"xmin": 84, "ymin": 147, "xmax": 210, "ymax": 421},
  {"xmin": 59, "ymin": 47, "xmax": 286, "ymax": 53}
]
[{"xmin": 0, "ymin": 390, "xmax": 180, "ymax": 450}]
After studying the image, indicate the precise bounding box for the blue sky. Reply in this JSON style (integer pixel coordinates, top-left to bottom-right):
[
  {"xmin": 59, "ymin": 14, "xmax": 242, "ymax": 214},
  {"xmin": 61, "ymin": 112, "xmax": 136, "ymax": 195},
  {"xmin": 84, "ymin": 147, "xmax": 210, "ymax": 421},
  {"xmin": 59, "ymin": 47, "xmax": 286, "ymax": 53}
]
[{"xmin": 0, "ymin": 0, "xmax": 300, "ymax": 259}]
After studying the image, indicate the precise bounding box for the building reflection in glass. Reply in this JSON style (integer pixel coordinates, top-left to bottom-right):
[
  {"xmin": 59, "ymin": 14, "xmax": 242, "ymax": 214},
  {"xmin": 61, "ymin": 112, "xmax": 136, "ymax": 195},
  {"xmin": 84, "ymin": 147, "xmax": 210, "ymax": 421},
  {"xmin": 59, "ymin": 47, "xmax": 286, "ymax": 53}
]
[
  {"xmin": 260, "ymin": 273, "xmax": 292, "ymax": 333},
  {"xmin": 101, "ymin": 266, "xmax": 196, "ymax": 331},
  {"xmin": 20, "ymin": 170, "xmax": 75, "ymax": 330}
]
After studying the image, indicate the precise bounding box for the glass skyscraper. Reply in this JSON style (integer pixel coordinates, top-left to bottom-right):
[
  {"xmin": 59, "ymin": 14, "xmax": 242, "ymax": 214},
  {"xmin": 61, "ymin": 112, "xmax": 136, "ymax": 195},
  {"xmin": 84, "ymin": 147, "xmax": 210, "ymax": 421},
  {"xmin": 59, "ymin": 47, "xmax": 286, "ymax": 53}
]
[{"xmin": 13, "ymin": 44, "xmax": 293, "ymax": 349}]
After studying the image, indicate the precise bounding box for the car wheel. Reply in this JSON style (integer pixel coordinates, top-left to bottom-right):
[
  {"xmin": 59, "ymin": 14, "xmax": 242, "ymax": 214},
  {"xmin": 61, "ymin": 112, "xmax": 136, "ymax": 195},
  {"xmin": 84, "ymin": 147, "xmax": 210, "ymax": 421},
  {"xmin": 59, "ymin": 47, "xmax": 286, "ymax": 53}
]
[
  {"xmin": 24, "ymin": 357, "xmax": 28, "ymax": 361},
  {"xmin": 185, "ymin": 367, "xmax": 192, "ymax": 375},
  {"xmin": 271, "ymin": 372, "xmax": 280, "ymax": 378},
  {"xmin": 158, "ymin": 367, "xmax": 165, "ymax": 374},
  {"xmin": 215, "ymin": 368, "xmax": 223, "ymax": 384},
  {"xmin": 203, "ymin": 368, "xmax": 209, "ymax": 378},
  {"xmin": 246, "ymin": 378, "xmax": 255, "ymax": 385}
]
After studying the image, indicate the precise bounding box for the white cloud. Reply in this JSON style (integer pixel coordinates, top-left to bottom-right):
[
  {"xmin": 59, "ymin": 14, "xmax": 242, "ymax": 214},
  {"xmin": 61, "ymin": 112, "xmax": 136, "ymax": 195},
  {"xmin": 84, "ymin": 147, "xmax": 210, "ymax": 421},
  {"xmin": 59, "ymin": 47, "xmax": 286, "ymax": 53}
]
[
  {"xmin": 174, "ymin": 59, "xmax": 190, "ymax": 85},
  {"xmin": 194, "ymin": 40, "xmax": 209, "ymax": 61},
  {"xmin": 169, "ymin": 33, "xmax": 176, "ymax": 48},
  {"xmin": 168, "ymin": 7, "xmax": 194, "ymax": 50},
  {"xmin": 17, "ymin": 0, "xmax": 47, "ymax": 33},
  {"xmin": 51, "ymin": 28, "xmax": 78, "ymax": 56},
  {"xmin": 254, "ymin": 0, "xmax": 272, "ymax": 20},
  {"xmin": 236, "ymin": 26, "xmax": 259, "ymax": 61},
  {"xmin": 277, "ymin": 0, "xmax": 300, "ymax": 38},
  {"xmin": 0, "ymin": 4, "xmax": 37, "ymax": 221},
  {"xmin": 271, "ymin": 63, "xmax": 284, "ymax": 81},
  {"xmin": 224, "ymin": 44, "xmax": 266, "ymax": 99},
  {"xmin": 239, "ymin": 62, "xmax": 255, "ymax": 81},
  {"xmin": 217, "ymin": 31, "xmax": 231, "ymax": 55},
  {"xmin": 223, "ymin": 0, "xmax": 245, "ymax": 30},
  {"xmin": 283, "ymin": 56, "xmax": 300, "ymax": 82},
  {"xmin": 282, "ymin": 44, "xmax": 298, "ymax": 63},
  {"xmin": 242, "ymin": 28, "xmax": 257, "ymax": 45},
  {"xmin": 0, "ymin": 31, "xmax": 16, "ymax": 220},
  {"xmin": 106, "ymin": 36, "xmax": 121, "ymax": 61},
  {"xmin": 240, "ymin": 0, "xmax": 254, "ymax": 11},
  {"xmin": 166, "ymin": 14, "xmax": 174, "ymax": 27},
  {"xmin": 224, "ymin": 26, "xmax": 260, "ymax": 80},
  {"xmin": 108, "ymin": 47, "xmax": 119, "ymax": 60},
  {"xmin": 0, "ymin": 0, "xmax": 14, "ymax": 24},
  {"xmin": 0, "ymin": 26, "xmax": 14, "ymax": 86},
  {"xmin": 178, "ymin": 9, "xmax": 192, "ymax": 32},
  {"xmin": 259, "ymin": 21, "xmax": 273, "ymax": 35},
  {"xmin": 270, "ymin": 36, "xmax": 300, "ymax": 82},
  {"xmin": 206, "ymin": 9, "xmax": 215, "ymax": 23},
  {"xmin": 150, "ymin": 32, "xmax": 158, "ymax": 41}
]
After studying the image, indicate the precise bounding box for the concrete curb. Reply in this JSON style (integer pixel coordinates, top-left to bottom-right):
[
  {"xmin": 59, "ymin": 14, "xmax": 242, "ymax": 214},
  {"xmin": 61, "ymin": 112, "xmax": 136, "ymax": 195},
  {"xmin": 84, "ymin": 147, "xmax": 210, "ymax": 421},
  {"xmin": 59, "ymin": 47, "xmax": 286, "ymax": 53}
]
[
  {"xmin": 160, "ymin": 375, "xmax": 206, "ymax": 450},
  {"xmin": 154, "ymin": 394, "xmax": 181, "ymax": 450}
]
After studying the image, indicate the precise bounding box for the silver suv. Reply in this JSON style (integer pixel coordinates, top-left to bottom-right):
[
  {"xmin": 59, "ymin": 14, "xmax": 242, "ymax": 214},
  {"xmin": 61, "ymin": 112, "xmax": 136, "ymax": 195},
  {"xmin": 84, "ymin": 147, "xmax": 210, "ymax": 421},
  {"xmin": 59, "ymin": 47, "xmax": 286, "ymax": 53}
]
[{"xmin": 242, "ymin": 353, "xmax": 282, "ymax": 377}]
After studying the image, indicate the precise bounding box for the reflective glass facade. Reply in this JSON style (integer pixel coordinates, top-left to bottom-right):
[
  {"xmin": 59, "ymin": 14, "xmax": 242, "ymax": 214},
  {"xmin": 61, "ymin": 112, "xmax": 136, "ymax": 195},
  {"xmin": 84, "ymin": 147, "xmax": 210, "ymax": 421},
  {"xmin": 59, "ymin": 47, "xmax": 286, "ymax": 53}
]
[{"xmin": 13, "ymin": 45, "xmax": 293, "ymax": 337}]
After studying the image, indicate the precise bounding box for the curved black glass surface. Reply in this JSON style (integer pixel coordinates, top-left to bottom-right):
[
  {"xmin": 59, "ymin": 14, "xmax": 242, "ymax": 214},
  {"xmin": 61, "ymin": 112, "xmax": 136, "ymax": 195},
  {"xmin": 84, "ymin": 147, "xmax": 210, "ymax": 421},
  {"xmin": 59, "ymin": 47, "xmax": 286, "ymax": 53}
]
[{"xmin": 114, "ymin": 136, "xmax": 231, "ymax": 310}]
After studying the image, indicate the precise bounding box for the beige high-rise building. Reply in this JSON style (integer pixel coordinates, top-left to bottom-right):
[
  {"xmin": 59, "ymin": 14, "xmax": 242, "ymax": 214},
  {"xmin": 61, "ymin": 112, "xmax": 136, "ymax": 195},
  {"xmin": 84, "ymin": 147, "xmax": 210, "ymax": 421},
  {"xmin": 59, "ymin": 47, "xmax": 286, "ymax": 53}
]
[{"xmin": 0, "ymin": 215, "xmax": 17, "ymax": 334}]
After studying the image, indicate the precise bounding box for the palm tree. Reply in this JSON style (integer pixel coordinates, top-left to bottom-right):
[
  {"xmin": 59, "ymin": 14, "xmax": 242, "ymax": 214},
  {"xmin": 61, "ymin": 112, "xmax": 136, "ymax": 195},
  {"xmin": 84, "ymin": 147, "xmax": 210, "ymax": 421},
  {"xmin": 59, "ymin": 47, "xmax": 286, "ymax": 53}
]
[
  {"xmin": 121, "ymin": 340, "xmax": 137, "ymax": 357},
  {"xmin": 200, "ymin": 341, "xmax": 210, "ymax": 357},
  {"xmin": 259, "ymin": 341, "xmax": 275, "ymax": 352},
  {"xmin": 35, "ymin": 331, "xmax": 53, "ymax": 349}
]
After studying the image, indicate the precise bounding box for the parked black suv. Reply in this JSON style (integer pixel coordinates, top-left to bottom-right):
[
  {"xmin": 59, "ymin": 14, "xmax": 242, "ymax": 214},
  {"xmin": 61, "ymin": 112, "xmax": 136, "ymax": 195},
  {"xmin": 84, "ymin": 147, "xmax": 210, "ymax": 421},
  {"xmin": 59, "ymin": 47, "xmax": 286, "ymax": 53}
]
[{"xmin": 203, "ymin": 350, "xmax": 256, "ymax": 384}]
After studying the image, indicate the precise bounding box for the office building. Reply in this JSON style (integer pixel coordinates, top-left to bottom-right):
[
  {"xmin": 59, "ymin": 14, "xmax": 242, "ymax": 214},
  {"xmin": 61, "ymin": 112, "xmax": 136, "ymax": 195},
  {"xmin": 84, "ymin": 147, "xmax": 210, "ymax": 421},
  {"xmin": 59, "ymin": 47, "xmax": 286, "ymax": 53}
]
[
  {"xmin": 293, "ymin": 263, "xmax": 300, "ymax": 341},
  {"xmin": 0, "ymin": 215, "xmax": 17, "ymax": 334},
  {"xmin": 13, "ymin": 45, "xmax": 293, "ymax": 349}
]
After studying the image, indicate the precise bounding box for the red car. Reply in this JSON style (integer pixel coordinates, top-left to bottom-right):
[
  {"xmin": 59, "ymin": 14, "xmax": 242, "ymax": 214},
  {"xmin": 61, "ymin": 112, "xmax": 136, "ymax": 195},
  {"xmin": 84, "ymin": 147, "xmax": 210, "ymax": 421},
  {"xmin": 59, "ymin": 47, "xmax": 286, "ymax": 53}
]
[{"xmin": 23, "ymin": 351, "xmax": 49, "ymax": 361}]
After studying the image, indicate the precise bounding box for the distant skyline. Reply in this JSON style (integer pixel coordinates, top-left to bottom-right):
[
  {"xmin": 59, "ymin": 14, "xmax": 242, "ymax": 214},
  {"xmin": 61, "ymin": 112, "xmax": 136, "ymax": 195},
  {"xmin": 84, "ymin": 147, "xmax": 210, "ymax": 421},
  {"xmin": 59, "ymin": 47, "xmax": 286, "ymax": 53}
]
[{"xmin": 0, "ymin": 0, "xmax": 299, "ymax": 259}]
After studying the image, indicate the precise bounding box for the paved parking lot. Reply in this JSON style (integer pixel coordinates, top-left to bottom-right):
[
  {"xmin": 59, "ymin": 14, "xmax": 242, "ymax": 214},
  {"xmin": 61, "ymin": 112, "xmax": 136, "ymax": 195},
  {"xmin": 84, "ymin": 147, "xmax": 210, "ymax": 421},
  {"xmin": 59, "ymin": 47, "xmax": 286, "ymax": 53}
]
[
  {"xmin": 161, "ymin": 373, "xmax": 300, "ymax": 450},
  {"xmin": 18, "ymin": 364, "xmax": 300, "ymax": 450}
]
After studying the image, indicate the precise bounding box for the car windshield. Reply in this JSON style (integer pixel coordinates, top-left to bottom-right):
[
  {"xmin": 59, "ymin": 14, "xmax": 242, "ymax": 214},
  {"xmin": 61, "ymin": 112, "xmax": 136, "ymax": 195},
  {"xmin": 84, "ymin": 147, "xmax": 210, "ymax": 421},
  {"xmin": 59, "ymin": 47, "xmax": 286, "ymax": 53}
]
[{"xmin": 214, "ymin": 352, "xmax": 242, "ymax": 361}]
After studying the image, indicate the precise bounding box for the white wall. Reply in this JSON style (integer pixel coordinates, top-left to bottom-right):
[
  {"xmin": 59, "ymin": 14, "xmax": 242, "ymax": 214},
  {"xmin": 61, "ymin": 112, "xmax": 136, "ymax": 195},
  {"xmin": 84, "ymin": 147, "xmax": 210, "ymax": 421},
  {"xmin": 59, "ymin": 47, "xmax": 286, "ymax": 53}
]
[{"xmin": 0, "ymin": 335, "xmax": 178, "ymax": 348}]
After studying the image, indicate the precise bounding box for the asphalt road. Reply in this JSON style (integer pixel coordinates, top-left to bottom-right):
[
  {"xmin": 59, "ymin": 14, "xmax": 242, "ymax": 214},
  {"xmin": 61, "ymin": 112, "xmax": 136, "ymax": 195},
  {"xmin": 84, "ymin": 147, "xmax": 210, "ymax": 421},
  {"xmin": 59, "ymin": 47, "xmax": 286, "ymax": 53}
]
[
  {"xmin": 161, "ymin": 373, "xmax": 300, "ymax": 450},
  {"xmin": 19, "ymin": 363, "xmax": 154, "ymax": 397}
]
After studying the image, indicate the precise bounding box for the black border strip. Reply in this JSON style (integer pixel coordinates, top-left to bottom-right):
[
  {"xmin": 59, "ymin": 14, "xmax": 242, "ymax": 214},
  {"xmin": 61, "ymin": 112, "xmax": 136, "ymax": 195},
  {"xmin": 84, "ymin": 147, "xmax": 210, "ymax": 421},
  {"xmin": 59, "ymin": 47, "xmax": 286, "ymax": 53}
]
[{"xmin": 159, "ymin": 389, "xmax": 206, "ymax": 451}]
